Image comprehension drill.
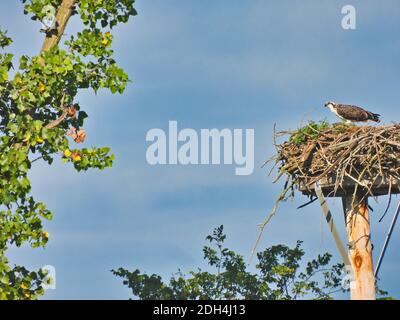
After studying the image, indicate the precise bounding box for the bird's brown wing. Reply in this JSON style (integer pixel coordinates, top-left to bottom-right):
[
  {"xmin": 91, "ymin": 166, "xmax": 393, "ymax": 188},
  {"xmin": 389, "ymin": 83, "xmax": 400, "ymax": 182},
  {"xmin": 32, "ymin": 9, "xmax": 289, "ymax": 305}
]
[{"xmin": 336, "ymin": 104, "xmax": 370, "ymax": 121}]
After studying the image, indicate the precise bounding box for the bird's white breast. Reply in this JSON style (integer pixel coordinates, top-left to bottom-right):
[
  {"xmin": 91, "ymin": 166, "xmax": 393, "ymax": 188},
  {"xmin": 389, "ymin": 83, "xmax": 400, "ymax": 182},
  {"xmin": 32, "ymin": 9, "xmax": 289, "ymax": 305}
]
[{"xmin": 328, "ymin": 105, "xmax": 345, "ymax": 120}]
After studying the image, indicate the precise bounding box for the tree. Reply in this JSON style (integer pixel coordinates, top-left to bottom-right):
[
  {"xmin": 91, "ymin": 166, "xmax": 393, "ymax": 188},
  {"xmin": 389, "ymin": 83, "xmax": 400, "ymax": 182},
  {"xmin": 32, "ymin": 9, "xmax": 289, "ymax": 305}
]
[
  {"xmin": 0, "ymin": 0, "xmax": 136, "ymax": 299},
  {"xmin": 112, "ymin": 226, "xmax": 348, "ymax": 300}
]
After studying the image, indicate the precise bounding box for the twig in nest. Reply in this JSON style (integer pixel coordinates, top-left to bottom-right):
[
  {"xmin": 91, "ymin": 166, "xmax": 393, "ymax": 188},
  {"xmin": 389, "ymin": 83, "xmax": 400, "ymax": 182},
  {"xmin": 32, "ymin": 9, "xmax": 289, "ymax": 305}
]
[{"xmin": 250, "ymin": 178, "xmax": 294, "ymax": 263}]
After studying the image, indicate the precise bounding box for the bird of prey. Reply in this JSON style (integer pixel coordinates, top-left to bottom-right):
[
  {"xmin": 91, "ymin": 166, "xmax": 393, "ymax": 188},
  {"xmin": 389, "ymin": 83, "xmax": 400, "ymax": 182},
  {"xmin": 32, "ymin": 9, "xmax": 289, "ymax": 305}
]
[{"xmin": 324, "ymin": 101, "xmax": 381, "ymax": 124}]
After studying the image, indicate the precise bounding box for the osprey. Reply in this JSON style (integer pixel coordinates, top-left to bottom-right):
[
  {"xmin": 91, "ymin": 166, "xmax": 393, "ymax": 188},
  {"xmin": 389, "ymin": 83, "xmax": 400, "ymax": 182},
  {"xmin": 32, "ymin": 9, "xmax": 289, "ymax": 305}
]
[{"xmin": 324, "ymin": 101, "xmax": 380, "ymax": 123}]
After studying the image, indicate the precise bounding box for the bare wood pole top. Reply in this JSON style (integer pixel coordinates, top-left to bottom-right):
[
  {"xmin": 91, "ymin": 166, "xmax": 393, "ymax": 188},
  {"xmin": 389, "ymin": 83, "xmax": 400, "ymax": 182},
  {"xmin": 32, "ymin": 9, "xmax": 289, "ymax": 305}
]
[
  {"xmin": 40, "ymin": 0, "xmax": 76, "ymax": 54},
  {"xmin": 342, "ymin": 196, "xmax": 376, "ymax": 300}
]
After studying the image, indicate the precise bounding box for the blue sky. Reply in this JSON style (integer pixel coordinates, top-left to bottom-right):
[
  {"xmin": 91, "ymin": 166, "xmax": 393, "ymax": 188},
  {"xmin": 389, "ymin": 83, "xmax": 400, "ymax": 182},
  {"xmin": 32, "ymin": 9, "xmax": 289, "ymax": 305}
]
[{"xmin": 2, "ymin": 0, "xmax": 400, "ymax": 299}]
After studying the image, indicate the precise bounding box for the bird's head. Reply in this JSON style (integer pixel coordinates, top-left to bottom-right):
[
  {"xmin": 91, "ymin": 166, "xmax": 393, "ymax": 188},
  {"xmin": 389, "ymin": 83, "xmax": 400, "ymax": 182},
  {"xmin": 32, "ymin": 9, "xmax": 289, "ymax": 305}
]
[{"xmin": 324, "ymin": 101, "xmax": 336, "ymax": 109}]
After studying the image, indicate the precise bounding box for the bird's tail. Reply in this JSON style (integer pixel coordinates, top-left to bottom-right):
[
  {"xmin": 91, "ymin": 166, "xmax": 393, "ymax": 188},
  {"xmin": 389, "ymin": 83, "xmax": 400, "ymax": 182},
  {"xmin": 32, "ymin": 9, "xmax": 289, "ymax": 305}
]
[{"xmin": 369, "ymin": 112, "xmax": 381, "ymax": 123}]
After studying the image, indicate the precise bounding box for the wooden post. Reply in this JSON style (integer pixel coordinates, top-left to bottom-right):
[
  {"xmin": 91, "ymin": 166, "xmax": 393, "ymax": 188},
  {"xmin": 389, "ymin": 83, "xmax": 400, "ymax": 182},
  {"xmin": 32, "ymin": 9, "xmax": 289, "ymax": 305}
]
[{"xmin": 342, "ymin": 195, "xmax": 376, "ymax": 300}]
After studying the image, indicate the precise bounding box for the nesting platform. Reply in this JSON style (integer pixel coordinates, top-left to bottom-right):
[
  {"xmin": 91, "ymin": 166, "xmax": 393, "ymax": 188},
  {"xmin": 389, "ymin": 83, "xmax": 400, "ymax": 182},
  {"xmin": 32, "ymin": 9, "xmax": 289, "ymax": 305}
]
[{"xmin": 298, "ymin": 175, "xmax": 400, "ymax": 198}]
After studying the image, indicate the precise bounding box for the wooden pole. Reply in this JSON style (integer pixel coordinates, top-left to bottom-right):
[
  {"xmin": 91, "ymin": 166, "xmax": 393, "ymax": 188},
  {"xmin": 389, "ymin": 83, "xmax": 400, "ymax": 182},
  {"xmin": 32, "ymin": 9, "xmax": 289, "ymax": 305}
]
[{"xmin": 342, "ymin": 196, "xmax": 376, "ymax": 300}]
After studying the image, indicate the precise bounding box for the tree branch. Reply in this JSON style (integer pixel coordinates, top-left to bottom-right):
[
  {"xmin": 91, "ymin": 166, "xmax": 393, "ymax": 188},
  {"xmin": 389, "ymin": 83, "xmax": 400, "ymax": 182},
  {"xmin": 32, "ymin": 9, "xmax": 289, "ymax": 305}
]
[
  {"xmin": 40, "ymin": 0, "xmax": 76, "ymax": 53},
  {"xmin": 40, "ymin": 0, "xmax": 76, "ymax": 130},
  {"xmin": 44, "ymin": 110, "xmax": 68, "ymax": 129}
]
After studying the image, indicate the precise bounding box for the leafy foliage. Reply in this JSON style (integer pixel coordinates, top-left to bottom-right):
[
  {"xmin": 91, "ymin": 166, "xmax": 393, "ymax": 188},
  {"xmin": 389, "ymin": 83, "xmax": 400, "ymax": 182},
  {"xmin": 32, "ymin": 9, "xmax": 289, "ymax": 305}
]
[
  {"xmin": 112, "ymin": 226, "xmax": 347, "ymax": 300},
  {"xmin": 0, "ymin": 31, "xmax": 12, "ymax": 49},
  {"xmin": 289, "ymin": 121, "xmax": 330, "ymax": 145},
  {"xmin": 289, "ymin": 120, "xmax": 353, "ymax": 145},
  {"xmin": 0, "ymin": 0, "xmax": 136, "ymax": 299}
]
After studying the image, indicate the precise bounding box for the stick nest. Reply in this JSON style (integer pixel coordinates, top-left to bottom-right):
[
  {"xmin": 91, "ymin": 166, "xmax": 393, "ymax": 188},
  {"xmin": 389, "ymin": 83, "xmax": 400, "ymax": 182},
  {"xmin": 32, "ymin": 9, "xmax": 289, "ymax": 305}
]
[
  {"xmin": 252, "ymin": 121, "xmax": 400, "ymax": 257},
  {"xmin": 269, "ymin": 121, "xmax": 400, "ymax": 201}
]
